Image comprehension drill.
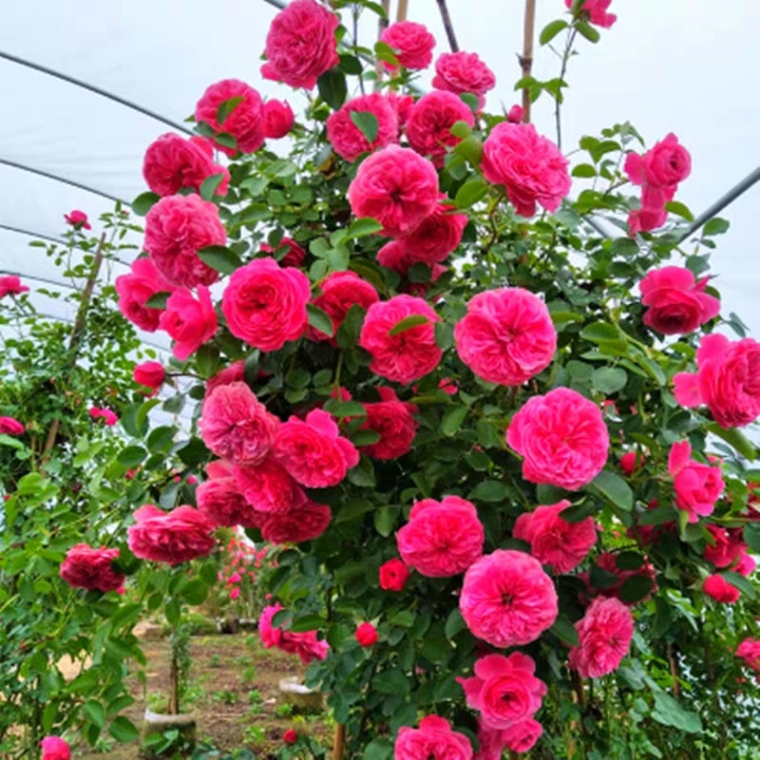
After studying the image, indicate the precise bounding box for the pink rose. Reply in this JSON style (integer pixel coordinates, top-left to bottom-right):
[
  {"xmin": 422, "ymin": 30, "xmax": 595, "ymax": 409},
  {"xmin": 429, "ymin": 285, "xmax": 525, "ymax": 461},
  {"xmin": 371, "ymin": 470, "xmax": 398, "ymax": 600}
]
[
  {"xmin": 506, "ymin": 387, "xmax": 609, "ymax": 491},
  {"xmin": 59, "ymin": 544, "xmax": 124, "ymax": 593},
  {"xmin": 261, "ymin": 0, "xmax": 340, "ymax": 89},
  {"xmin": 513, "ymin": 501, "xmax": 597, "ymax": 573},
  {"xmin": 194, "ymin": 79, "xmax": 265, "ymax": 156},
  {"xmin": 702, "ymin": 524, "xmax": 745, "ymax": 568},
  {"xmin": 0, "ymin": 275, "xmax": 29, "ymax": 298},
  {"xmin": 260, "ymin": 238, "xmax": 306, "ymax": 268},
  {"xmin": 273, "ymin": 409, "xmax": 359, "ymax": 488},
  {"xmin": 89, "ymin": 407, "xmax": 119, "ymax": 426},
  {"xmin": 222, "ymin": 258, "xmax": 311, "ymax": 351},
  {"xmin": 460, "ymin": 550, "xmax": 558, "ymax": 647},
  {"xmin": 0, "ymin": 417, "xmax": 25, "ymax": 436},
  {"xmin": 397, "ymin": 496, "xmax": 484, "ymax": 577},
  {"xmin": 736, "ymin": 550, "xmax": 756, "ymax": 577},
  {"xmin": 259, "ymin": 499, "xmax": 332, "ymax": 545},
  {"xmin": 432, "ymin": 51, "xmax": 496, "ymax": 101},
  {"xmin": 264, "ymin": 99, "xmax": 295, "ymax": 139},
  {"xmin": 377, "ymin": 243, "xmax": 449, "ymax": 294},
  {"xmin": 128, "ymin": 504, "xmax": 216, "ymax": 565},
  {"xmin": 359, "ymin": 295, "xmax": 442, "ymax": 384},
  {"xmin": 196, "ymin": 475, "xmax": 262, "ymax": 529},
  {"xmin": 406, "ymin": 91, "xmax": 474, "ymax": 166},
  {"xmin": 568, "ymin": 597, "xmax": 634, "ymax": 678},
  {"xmin": 308, "ymin": 271, "xmax": 379, "ymax": 342},
  {"xmin": 565, "ymin": 0, "xmax": 617, "ymax": 28},
  {"xmin": 326, "ymin": 93, "xmax": 399, "ymax": 163},
  {"xmin": 144, "ymin": 194, "xmax": 226, "ymax": 289},
  {"xmin": 234, "ymin": 457, "xmax": 306, "ymax": 514},
  {"xmin": 356, "ymin": 621, "xmax": 378, "ymax": 647},
  {"xmin": 674, "ymin": 333, "xmax": 760, "ymax": 428},
  {"xmin": 454, "ymin": 287, "xmax": 556, "ymax": 386},
  {"xmin": 395, "ymin": 716, "xmax": 473, "ymax": 760},
  {"xmin": 40, "ymin": 737, "xmax": 71, "ymax": 760},
  {"xmin": 379, "ymin": 558, "xmax": 410, "ymax": 591},
  {"xmin": 737, "ymin": 638, "xmax": 760, "ymax": 672},
  {"xmin": 204, "ymin": 361, "xmax": 245, "ymax": 399},
  {"xmin": 347, "ymin": 146, "xmax": 440, "ymax": 237},
  {"xmin": 388, "ymin": 91, "xmax": 415, "ymax": 132},
  {"xmin": 482, "ymin": 123, "xmax": 571, "ymax": 217},
  {"xmin": 639, "ymin": 266, "xmax": 720, "ymax": 335},
  {"xmin": 142, "ymin": 133, "xmax": 229, "ymax": 196},
  {"xmin": 380, "ymin": 21, "xmax": 436, "ymax": 70},
  {"xmin": 259, "ymin": 603, "xmax": 330, "ymax": 664},
  {"xmin": 668, "ymin": 440, "xmax": 724, "ymax": 523},
  {"xmin": 133, "ymin": 361, "xmax": 165, "ymax": 390},
  {"xmin": 507, "ymin": 105, "xmax": 525, "ymax": 124},
  {"xmin": 114, "ymin": 258, "xmax": 173, "ymax": 332},
  {"xmin": 703, "ymin": 574, "xmax": 740, "ymax": 604},
  {"xmin": 360, "ymin": 387, "xmax": 418, "ymax": 460},
  {"xmin": 458, "ymin": 653, "xmax": 546, "ymax": 730},
  {"xmin": 395, "ymin": 196, "xmax": 467, "ymax": 265},
  {"xmin": 64, "ymin": 210, "xmax": 91, "ymax": 230},
  {"xmin": 620, "ymin": 451, "xmax": 645, "ymax": 476},
  {"xmin": 502, "ymin": 720, "xmax": 543, "ymax": 754},
  {"xmin": 200, "ymin": 382, "xmax": 279, "ymax": 466},
  {"xmin": 625, "ymin": 133, "xmax": 691, "ymax": 192},
  {"xmin": 627, "ymin": 204, "xmax": 668, "ymax": 236},
  {"xmin": 159, "ymin": 286, "xmax": 217, "ymax": 361}
]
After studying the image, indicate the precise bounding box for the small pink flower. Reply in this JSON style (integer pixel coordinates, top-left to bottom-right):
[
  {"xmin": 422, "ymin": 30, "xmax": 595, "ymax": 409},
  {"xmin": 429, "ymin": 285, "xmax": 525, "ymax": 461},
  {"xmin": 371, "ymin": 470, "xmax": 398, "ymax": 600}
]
[
  {"xmin": 356, "ymin": 622, "xmax": 378, "ymax": 647},
  {"xmin": 620, "ymin": 451, "xmax": 645, "ymax": 476},
  {"xmin": 406, "ymin": 90, "xmax": 474, "ymax": 166},
  {"xmin": 380, "ymin": 21, "xmax": 436, "ymax": 70},
  {"xmin": 359, "ymin": 387, "xmax": 418, "ymax": 460},
  {"xmin": 568, "ymin": 597, "xmax": 634, "ymax": 678},
  {"xmin": 60, "ymin": 544, "xmax": 124, "ymax": 593},
  {"xmin": 187, "ymin": 475, "xmax": 198, "ymax": 485},
  {"xmin": 668, "ymin": 440, "xmax": 724, "ymax": 523},
  {"xmin": 0, "ymin": 275, "xmax": 29, "ymax": 298},
  {"xmin": 159, "ymin": 286, "xmax": 218, "ymax": 361},
  {"xmin": 565, "ymin": 0, "xmax": 617, "ymax": 28},
  {"xmin": 40, "ymin": 737, "xmax": 71, "ymax": 760},
  {"xmin": 115, "ymin": 258, "xmax": 174, "ymax": 333},
  {"xmin": 133, "ymin": 361, "xmax": 166, "ymax": 390},
  {"xmin": 89, "ymin": 407, "xmax": 119, "ymax": 426},
  {"xmin": 506, "ymin": 105, "xmax": 524, "ymax": 124},
  {"xmin": 703, "ymin": 574, "xmax": 740, "ymax": 604},
  {"xmin": 64, "ymin": 210, "xmax": 91, "ymax": 230},
  {"xmin": 229, "ymin": 587, "xmax": 241, "ymax": 601},
  {"xmin": 326, "ymin": 93, "xmax": 399, "ymax": 163},
  {"xmin": 395, "ymin": 716, "xmax": 473, "ymax": 760},
  {"xmin": 460, "ymin": 550, "xmax": 558, "ymax": 648},
  {"xmin": 737, "ymin": 638, "xmax": 760, "ymax": 672},
  {"xmin": 379, "ymin": 558, "xmax": 410, "ymax": 591},
  {"xmin": 0, "ymin": 417, "xmax": 25, "ymax": 436},
  {"xmin": 261, "ymin": 0, "xmax": 340, "ymax": 89},
  {"xmin": 264, "ymin": 99, "xmax": 295, "ymax": 139}
]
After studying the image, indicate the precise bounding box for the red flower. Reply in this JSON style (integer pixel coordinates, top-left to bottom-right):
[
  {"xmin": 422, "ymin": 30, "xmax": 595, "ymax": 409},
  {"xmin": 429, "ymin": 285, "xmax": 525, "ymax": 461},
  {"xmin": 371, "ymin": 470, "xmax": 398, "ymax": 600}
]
[
  {"xmin": 64, "ymin": 210, "xmax": 91, "ymax": 229},
  {"xmin": 703, "ymin": 575, "xmax": 740, "ymax": 604},
  {"xmin": 133, "ymin": 361, "xmax": 165, "ymax": 390},
  {"xmin": 0, "ymin": 416, "xmax": 25, "ymax": 436},
  {"xmin": 283, "ymin": 729, "xmax": 298, "ymax": 745},
  {"xmin": 264, "ymin": 99, "xmax": 295, "ymax": 139},
  {"xmin": 0, "ymin": 275, "xmax": 29, "ymax": 298},
  {"xmin": 59, "ymin": 544, "xmax": 125, "ymax": 593},
  {"xmin": 356, "ymin": 622, "xmax": 378, "ymax": 647},
  {"xmin": 379, "ymin": 558, "xmax": 410, "ymax": 592}
]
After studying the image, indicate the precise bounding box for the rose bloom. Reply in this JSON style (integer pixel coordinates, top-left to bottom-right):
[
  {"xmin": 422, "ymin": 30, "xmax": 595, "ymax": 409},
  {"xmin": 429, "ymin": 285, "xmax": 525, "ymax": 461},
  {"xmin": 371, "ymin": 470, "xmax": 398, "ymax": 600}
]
[
  {"xmin": 737, "ymin": 638, "xmax": 760, "ymax": 672},
  {"xmin": 204, "ymin": 360, "xmax": 246, "ymax": 399},
  {"xmin": 506, "ymin": 387, "xmax": 609, "ymax": 491},
  {"xmin": 142, "ymin": 133, "xmax": 229, "ymax": 196},
  {"xmin": 395, "ymin": 716, "xmax": 473, "ymax": 760},
  {"xmin": 59, "ymin": 544, "xmax": 124, "ymax": 593},
  {"xmin": 133, "ymin": 361, "xmax": 165, "ymax": 390},
  {"xmin": 395, "ymin": 196, "xmax": 467, "ymax": 265},
  {"xmin": 283, "ymin": 729, "xmax": 298, "ymax": 745},
  {"xmin": 89, "ymin": 407, "xmax": 119, "ymax": 426},
  {"xmin": 475, "ymin": 719, "xmax": 542, "ymax": 759},
  {"xmin": 397, "ymin": 496, "xmax": 484, "ymax": 577},
  {"xmin": 380, "ymin": 21, "xmax": 436, "ymax": 70},
  {"xmin": 668, "ymin": 440, "xmax": 724, "ymax": 523},
  {"xmin": 200, "ymin": 382, "xmax": 279, "ymax": 466},
  {"xmin": 702, "ymin": 524, "xmax": 745, "ymax": 568},
  {"xmin": 259, "ymin": 603, "xmax": 330, "ymax": 664},
  {"xmin": 458, "ymin": 653, "xmax": 546, "ymax": 730},
  {"xmin": 377, "ymin": 241, "xmax": 449, "ymax": 284},
  {"xmin": 627, "ymin": 204, "xmax": 668, "ymax": 237},
  {"xmin": 513, "ymin": 501, "xmax": 597, "ymax": 574},
  {"xmin": 460, "ymin": 550, "xmax": 558, "ymax": 647},
  {"xmin": 273, "ymin": 409, "xmax": 359, "ymax": 488},
  {"xmin": 405, "ymin": 90, "xmax": 474, "ymax": 166},
  {"xmin": 261, "ymin": 0, "xmax": 339, "ymax": 89},
  {"xmin": 565, "ymin": 0, "xmax": 617, "ymax": 28},
  {"xmin": 264, "ymin": 99, "xmax": 295, "ymax": 139},
  {"xmin": 0, "ymin": 275, "xmax": 29, "ymax": 298},
  {"xmin": 625, "ymin": 133, "xmax": 691, "ymax": 193},
  {"xmin": 507, "ymin": 104, "xmax": 525, "ymax": 124},
  {"xmin": 40, "ymin": 737, "xmax": 70, "ymax": 760},
  {"xmin": 388, "ymin": 91, "xmax": 415, "ymax": 132},
  {"xmin": 196, "ymin": 476, "xmax": 262, "ymax": 529},
  {"xmin": 260, "ymin": 238, "xmax": 306, "ymax": 268},
  {"xmin": 308, "ymin": 271, "xmax": 379, "ymax": 342},
  {"xmin": 234, "ymin": 456, "xmax": 307, "ymax": 514},
  {"xmin": 482, "ymin": 123, "xmax": 571, "ymax": 217},
  {"xmin": 359, "ymin": 295, "xmax": 442, "ymax": 385},
  {"xmin": 620, "ymin": 451, "xmax": 645, "ymax": 476},
  {"xmin": 64, "ymin": 210, "xmax": 91, "ymax": 229},
  {"xmin": 356, "ymin": 622, "xmax": 378, "ymax": 647},
  {"xmin": 326, "ymin": 93, "xmax": 399, "ymax": 163},
  {"xmin": 360, "ymin": 387, "xmax": 418, "ymax": 460},
  {"xmin": 379, "ymin": 558, "xmax": 410, "ymax": 591},
  {"xmin": 736, "ymin": 550, "xmax": 756, "ymax": 577},
  {"xmin": 568, "ymin": 597, "xmax": 635, "ymax": 678},
  {"xmin": 222, "ymin": 258, "xmax": 311, "ymax": 351},
  {"xmin": 128, "ymin": 504, "xmax": 216, "ymax": 565},
  {"xmin": 703, "ymin": 574, "xmax": 740, "ymax": 604},
  {"xmin": 639, "ymin": 266, "xmax": 720, "ymax": 335},
  {"xmin": 674, "ymin": 333, "xmax": 760, "ymax": 428},
  {"xmin": 259, "ymin": 499, "xmax": 332, "ymax": 544},
  {"xmin": 454, "ymin": 287, "xmax": 556, "ymax": 386},
  {"xmin": 432, "ymin": 51, "xmax": 496, "ymax": 101},
  {"xmin": 194, "ymin": 78, "xmax": 265, "ymax": 156},
  {"xmin": 115, "ymin": 257, "xmax": 173, "ymax": 332},
  {"xmin": 347, "ymin": 145, "xmax": 440, "ymax": 237},
  {"xmin": 0, "ymin": 416, "xmax": 25, "ymax": 436},
  {"xmin": 580, "ymin": 551, "xmax": 657, "ymax": 606},
  {"xmin": 159, "ymin": 286, "xmax": 217, "ymax": 361},
  {"xmin": 144, "ymin": 194, "xmax": 225, "ymax": 289}
]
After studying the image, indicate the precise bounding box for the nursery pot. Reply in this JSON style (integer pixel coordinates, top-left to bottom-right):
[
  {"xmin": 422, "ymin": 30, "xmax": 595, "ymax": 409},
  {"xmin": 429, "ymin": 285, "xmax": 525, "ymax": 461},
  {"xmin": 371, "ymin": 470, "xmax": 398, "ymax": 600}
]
[
  {"xmin": 279, "ymin": 675, "xmax": 324, "ymax": 712},
  {"xmin": 140, "ymin": 707, "xmax": 197, "ymax": 759}
]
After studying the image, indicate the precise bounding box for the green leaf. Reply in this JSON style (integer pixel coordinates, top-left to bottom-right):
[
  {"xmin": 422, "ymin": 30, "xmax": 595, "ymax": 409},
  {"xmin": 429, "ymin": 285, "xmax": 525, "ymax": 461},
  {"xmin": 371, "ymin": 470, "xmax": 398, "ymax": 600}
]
[
  {"xmin": 572, "ymin": 163, "xmax": 597, "ymax": 178},
  {"xmin": 744, "ymin": 523, "xmax": 760, "ymax": 553},
  {"xmin": 372, "ymin": 668, "xmax": 410, "ymax": 695},
  {"xmin": 616, "ymin": 551, "xmax": 646, "ymax": 571},
  {"xmin": 455, "ymin": 178, "xmax": 489, "ymax": 209},
  {"xmin": 651, "ymin": 691, "xmax": 703, "ymax": 733},
  {"xmin": 665, "ymin": 200, "xmax": 694, "ymax": 221},
  {"xmin": 575, "ymin": 21, "xmax": 600, "ymax": 43},
  {"xmin": 350, "ymin": 111, "xmax": 379, "ymax": 144},
  {"xmin": 317, "ymin": 67, "xmax": 348, "ymax": 110},
  {"xmin": 540, "ymin": 19, "xmax": 569, "ymax": 44},
  {"xmin": 199, "ymin": 173, "xmax": 225, "ymax": 200},
  {"xmin": 374, "ymin": 506, "xmax": 397, "ymax": 537},
  {"xmin": 147, "ymin": 426, "xmax": 175, "ymax": 454},
  {"xmin": 388, "ymin": 314, "xmax": 429, "ymax": 336},
  {"xmin": 703, "ymin": 217, "xmax": 730, "ymax": 236},
  {"xmin": 290, "ymin": 614, "xmax": 326, "ymax": 633},
  {"xmin": 132, "ymin": 191, "xmax": 160, "ymax": 216},
  {"xmin": 83, "ymin": 700, "xmax": 106, "ymax": 729},
  {"xmin": 339, "ymin": 54, "xmax": 363, "ymax": 75},
  {"xmin": 580, "ymin": 321, "xmax": 624, "ymax": 345},
  {"xmin": 373, "ymin": 41, "xmax": 400, "ymax": 67},
  {"xmin": 306, "ymin": 304, "xmax": 334, "ymax": 338},
  {"xmin": 441, "ymin": 406, "xmax": 468, "ymax": 437},
  {"xmin": 445, "ymin": 608, "xmax": 466, "ymax": 640},
  {"xmin": 435, "ymin": 321, "xmax": 454, "ymax": 351},
  {"xmin": 351, "ymin": 429, "xmax": 382, "ymax": 447},
  {"xmin": 182, "ymin": 579, "xmax": 209, "ymax": 606},
  {"xmin": 722, "ymin": 572, "xmax": 757, "ymax": 599},
  {"xmin": 117, "ymin": 445, "xmax": 147, "ymax": 468},
  {"xmin": 109, "ymin": 716, "xmax": 140, "ymax": 743},
  {"xmin": 470, "ymin": 480, "xmax": 511, "ymax": 503},
  {"xmin": 706, "ymin": 423, "xmax": 757, "ymax": 461},
  {"xmin": 453, "ymin": 136, "xmax": 483, "ymax": 166},
  {"xmin": 591, "ymin": 367, "xmax": 628, "ymax": 394},
  {"xmin": 144, "ymin": 291, "xmax": 170, "ymax": 309},
  {"xmin": 588, "ymin": 470, "xmax": 634, "ymax": 511},
  {"xmin": 450, "ymin": 120, "xmax": 473, "ymax": 139},
  {"xmin": 618, "ymin": 574, "xmax": 654, "ymax": 603},
  {"xmin": 0, "ymin": 433, "xmax": 24, "ymax": 450},
  {"xmin": 347, "ymin": 217, "xmax": 383, "ymax": 238},
  {"xmin": 364, "ymin": 739, "xmax": 393, "ymax": 760},
  {"xmin": 336, "ymin": 304, "xmax": 367, "ymax": 350},
  {"xmin": 197, "ymin": 245, "xmax": 243, "ymax": 275},
  {"xmin": 560, "ymin": 501, "xmax": 597, "ymax": 523},
  {"xmin": 550, "ymin": 616, "xmax": 579, "ymax": 647},
  {"xmin": 216, "ymin": 96, "xmax": 243, "ymax": 124}
]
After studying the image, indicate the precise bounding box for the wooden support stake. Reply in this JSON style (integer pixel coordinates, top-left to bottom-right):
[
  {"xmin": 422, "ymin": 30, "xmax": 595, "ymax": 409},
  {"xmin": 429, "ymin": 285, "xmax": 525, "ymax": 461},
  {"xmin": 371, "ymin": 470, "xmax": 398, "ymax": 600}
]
[
  {"xmin": 332, "ymin": 722, "xmax": 346, "ymax": 760},
  {"xmin": 435, "ymin": 0, "xmax": 459, "ymax": 52},
  {"xmin": 396, "ymin": 0, "xmax": 409, "ymax": 22},
  {"xmin": 520, "ymin": 0, "xmax": 537, "ymax": 122}
]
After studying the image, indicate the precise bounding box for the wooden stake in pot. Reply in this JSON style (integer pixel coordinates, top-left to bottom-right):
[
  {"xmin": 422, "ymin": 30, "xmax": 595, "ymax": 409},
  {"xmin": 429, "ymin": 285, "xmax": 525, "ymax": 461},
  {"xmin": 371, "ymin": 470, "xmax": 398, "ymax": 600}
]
[{"xmin": 519, "ymin": 0, "xmax": 537, "ymax": 122}]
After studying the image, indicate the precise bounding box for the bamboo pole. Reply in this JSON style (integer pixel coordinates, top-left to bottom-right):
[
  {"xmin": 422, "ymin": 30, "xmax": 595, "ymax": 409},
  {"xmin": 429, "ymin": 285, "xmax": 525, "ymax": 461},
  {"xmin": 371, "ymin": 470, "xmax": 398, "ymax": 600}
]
[
  {"xmin": 435, "ymin": 0, "xmax": 459, "ymax": 52},
  {"xmin": 374, "ymin": 0, "xmax": 392, "ymax": 89},
  {"xmin": 332, "ymin": 723, "xmax": 346, "ymax": 760},
  {"xmin": 520, "ymin": 0, "xmax": 537, "ymax": 122},
  {"xmin": 396, "ymin": 0, "xmax": 409, "ymax": 22}
]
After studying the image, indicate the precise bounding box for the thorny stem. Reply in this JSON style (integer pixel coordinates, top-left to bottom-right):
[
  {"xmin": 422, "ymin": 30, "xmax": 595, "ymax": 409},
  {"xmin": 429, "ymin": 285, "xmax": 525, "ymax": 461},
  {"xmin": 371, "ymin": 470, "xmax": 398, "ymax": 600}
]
[{"xmin": 555, "ymin": 28, "xmax": 578, "ymax": 150}]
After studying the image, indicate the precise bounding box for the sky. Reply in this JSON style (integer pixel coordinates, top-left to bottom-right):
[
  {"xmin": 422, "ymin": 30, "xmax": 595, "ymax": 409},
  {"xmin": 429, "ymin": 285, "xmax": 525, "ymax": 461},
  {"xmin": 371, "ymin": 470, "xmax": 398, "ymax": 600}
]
[{"xmin": 0, "ymin": 0, "xmax": 758, "ymax": 334}]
